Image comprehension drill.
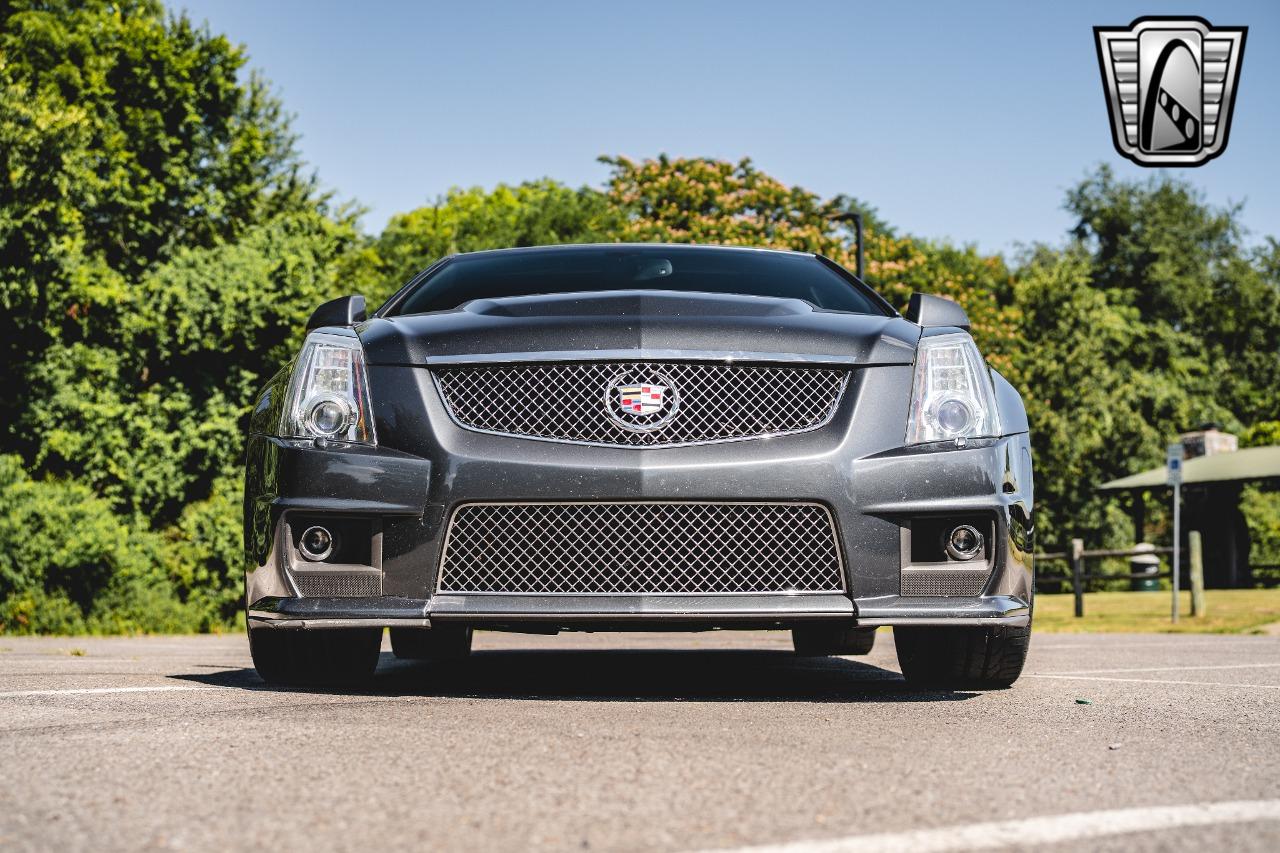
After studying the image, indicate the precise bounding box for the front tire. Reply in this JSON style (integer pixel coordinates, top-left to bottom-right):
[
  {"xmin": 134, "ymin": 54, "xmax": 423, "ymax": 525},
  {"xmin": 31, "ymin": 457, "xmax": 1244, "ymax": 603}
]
[
  {"xmin": 249, "ymin": 627, "xmax": 382, "ymax": 686},
  {"xmin": 893, "ymin": 624, "xmax": 1030, "ymax": 689},
  {"xmin": 389, "ymin": 625, "xmax": 474, "ymax": 662},
  {"xmin": 792, "ymin": 625, "xmax": 877, "ymax": 656}
]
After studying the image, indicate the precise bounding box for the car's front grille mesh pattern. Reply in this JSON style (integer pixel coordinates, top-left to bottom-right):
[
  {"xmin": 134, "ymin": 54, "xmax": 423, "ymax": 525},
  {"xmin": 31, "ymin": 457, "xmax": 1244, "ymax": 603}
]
[
  {"xmin": 438, "ymin": 502, "xmax": 845, "ymax": 594},
  {"xmin": 434, "ymin": 362, "xmax": 847, "ymax": 446},
  {"xmin": 901, "ymin": 569, "xmax": 991, "ymax": 597}
]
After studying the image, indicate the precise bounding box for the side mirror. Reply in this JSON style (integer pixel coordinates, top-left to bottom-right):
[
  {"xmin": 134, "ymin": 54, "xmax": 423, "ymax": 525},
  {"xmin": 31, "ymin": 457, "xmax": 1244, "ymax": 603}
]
[
  {"xmin": 306, "ymin": 294, "xmax": 367, "ymax": 330},
  {"xmin": 904, "ymin": 292, "xmax": 970, "ymax": 332}
]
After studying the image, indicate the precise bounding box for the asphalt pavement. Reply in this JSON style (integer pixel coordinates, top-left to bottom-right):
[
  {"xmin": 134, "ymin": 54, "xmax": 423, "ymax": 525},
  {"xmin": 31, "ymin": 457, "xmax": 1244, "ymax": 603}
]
[{"xmin": 1, "ymin": 629, "xmax": 1278, "ymax": 852}]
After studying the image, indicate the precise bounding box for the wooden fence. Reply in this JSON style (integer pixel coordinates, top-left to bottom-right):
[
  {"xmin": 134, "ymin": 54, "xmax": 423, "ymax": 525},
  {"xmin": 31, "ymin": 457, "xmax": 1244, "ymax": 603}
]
[{"xmin": 1034, "ymin": 536, "xmax": 1206, "ymax": 618}]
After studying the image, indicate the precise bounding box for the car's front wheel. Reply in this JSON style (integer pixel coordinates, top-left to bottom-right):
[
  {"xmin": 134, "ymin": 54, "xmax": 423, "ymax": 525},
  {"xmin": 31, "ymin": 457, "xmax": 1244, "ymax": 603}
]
[
  {"xmin": 792, "ymin": 624, "xmax": 877, "ymax": 656},
  {"xmin": 389, "ymin": 625, "xmax": 474, "ymax": 662},
  {"xmin": 893, "ymin": 624, "xmax": 1030, "ymax": 689},
  {"xmin": 248, "ymin": 627, "xmax": 382, "ymax": 686}
]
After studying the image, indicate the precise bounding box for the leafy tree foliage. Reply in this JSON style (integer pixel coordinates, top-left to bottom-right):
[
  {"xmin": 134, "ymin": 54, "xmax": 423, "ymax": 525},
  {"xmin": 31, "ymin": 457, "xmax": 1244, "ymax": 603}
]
[
  {"xmin": 1, "ymin": 0, "xmax": 353, "ymax": 630},
  {"xmin": 599, "ymin": 155, "xmax": 1023, "ymax": 369},
  {"xmin": 349, "ymin": 180, "xmax": 617, "ymax": 305},
  {"xmin": 602, "ymin": 154, "xmax": 850, "ymax": 250},
  {"xmin": 1, "ymin": 0, "xmax": 317, "ymax": 423},
  {"xmin": 1010, "ymin": 170, "xmax": 1280, "ymax": 548},
  {"xmin": 1067, "ymin": 170, "xmax": 1280, "ymax": 425}
]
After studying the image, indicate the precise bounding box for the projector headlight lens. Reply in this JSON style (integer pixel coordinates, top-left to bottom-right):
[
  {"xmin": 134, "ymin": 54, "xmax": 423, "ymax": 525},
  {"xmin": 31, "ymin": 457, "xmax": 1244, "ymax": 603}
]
[
  {"xmin": 936, "ymin": 398, "xmax": 973, "ymax": 434},
  {"xmin": 305, "ymin": 395, "xmax": 353, "ymax": 437},
  {"xmin": 906, "ymin": 332, "xmax": 1000, "ymax": 444}
]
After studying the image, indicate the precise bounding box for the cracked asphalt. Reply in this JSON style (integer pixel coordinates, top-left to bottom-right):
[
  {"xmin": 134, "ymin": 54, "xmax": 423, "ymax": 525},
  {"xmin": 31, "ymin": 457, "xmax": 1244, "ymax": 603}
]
[{"xmin": 1, "ymin": 630, "xmax": 1278, "ymax": 851}]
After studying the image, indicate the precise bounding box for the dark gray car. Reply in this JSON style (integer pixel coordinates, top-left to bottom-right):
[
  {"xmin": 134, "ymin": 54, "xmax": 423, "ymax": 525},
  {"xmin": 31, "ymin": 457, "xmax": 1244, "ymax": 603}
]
[{"xmin": 243, "ymin": 244, "xmax": 1034, "ymax": 688}]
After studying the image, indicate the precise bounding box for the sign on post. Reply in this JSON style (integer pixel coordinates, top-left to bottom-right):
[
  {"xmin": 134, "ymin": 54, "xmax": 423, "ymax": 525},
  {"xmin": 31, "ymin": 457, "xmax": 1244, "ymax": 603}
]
[
  {"xmin": 1166, "ymin": 443, "xmax": 1184, "ymax": 486},
  {"xmin": 1167, "ymin": 442, "xmax": 1185, "ymax": 622}
]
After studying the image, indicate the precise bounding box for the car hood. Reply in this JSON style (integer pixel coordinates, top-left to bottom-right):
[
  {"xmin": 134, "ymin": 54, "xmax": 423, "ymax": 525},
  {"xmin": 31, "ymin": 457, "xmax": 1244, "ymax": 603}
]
[{"xmin": 357, "ymin": 290, "xmax": 920, "ymax": 366}]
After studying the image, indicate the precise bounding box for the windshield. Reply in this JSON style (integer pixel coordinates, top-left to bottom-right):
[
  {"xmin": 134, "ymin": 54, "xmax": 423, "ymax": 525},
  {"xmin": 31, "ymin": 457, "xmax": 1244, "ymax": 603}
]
[{"xmin": 386, "ymin": 246, "xmax": 887, "ymax": 316}]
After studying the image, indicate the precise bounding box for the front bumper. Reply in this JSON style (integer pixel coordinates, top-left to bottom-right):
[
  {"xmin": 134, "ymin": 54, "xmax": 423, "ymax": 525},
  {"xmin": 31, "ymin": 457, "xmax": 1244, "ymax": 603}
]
[
  {"xmin": 244, "ymin": 363, "xmax": 1034, "ymax": 631},
  {"xmin": 247, "ymin": 592, "xmax": 1031, "ymax": 630}
]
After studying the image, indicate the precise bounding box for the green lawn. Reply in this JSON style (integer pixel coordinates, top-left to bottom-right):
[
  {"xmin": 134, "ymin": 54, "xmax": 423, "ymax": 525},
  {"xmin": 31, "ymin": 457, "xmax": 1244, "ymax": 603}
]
[{"xmin": 1034, "ymin": 589, "xmax": 1280, "ymax": 634}]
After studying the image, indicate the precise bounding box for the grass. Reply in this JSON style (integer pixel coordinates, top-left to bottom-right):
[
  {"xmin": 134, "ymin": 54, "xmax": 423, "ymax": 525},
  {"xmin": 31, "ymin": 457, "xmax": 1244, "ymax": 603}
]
[{"xmin": 1034, "ymin": 589, "xmax": 1280, "ymax": 634}]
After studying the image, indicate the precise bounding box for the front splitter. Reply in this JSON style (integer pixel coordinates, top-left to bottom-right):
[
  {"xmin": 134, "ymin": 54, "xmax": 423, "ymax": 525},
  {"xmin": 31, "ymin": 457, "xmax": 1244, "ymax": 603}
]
[{"xmin": 247, "ymin": 593, "xmax": 1029, "ymax": 629}]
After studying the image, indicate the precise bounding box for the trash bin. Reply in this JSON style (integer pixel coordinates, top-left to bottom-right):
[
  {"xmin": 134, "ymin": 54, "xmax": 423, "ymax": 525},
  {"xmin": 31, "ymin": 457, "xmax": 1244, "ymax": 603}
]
[{"xmin": 1130, "ymin": 543, "xmax": 1160, "ymax": 591}]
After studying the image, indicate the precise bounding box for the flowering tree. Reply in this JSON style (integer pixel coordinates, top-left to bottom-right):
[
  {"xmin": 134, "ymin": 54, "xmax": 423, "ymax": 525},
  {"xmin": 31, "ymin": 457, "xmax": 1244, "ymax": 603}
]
[{"xmin": 600, "ymin": 155, "xmax": 1021, "ymax": 371}]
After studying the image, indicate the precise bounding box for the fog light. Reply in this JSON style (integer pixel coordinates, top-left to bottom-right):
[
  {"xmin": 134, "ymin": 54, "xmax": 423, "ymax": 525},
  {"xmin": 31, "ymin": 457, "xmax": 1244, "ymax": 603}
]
[
  {"xmin": 944, "ymin": 524, "xmax": 983, "ymax": 561},
  {"xmin": 299, "ymin": 526, "xmax": 335, "ymax": 561}
]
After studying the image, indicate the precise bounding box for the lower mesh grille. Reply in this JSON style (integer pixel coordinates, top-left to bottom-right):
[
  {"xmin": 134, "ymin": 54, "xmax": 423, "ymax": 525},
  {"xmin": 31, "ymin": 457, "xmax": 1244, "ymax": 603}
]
[
  {"xmin": 438, "ymin": 502, "xmax": 844, "ymax": 594},
  {"xmin": 293, "ymin": 571, "xmax": 382, "ymax": 598},
  {"xmin": 901, "ymin": 568, "xmax": 990, "ymax": 597}
]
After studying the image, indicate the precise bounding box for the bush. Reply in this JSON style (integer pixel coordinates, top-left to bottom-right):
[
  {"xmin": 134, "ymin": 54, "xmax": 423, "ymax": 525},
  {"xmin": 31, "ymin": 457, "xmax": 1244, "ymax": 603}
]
[
  {"xmin": 0, "ymin": 589, "xmax": 87, "ymax": 635},
  {"xmin": 0, "ymin": 455, "xmax": 156, "ymax": 614},
  {"xmin": 87, "ymin": 576, "xmax": 211, "ymax": 635},
  {"xmin": 157, "ymin": 474, "xmax": 245, "ymax": 626}
]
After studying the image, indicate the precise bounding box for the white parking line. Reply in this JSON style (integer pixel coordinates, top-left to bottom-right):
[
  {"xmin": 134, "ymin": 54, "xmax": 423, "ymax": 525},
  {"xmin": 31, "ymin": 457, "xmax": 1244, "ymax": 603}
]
[
  {"xmin": 696, "ymin": 800, "xmax": 1280, "ymax": 853},
  {"xmin": 1036, "ymin": 639, "xmax": 1277, "ymax": 650},
  {"xmin": 0, "ymin": 685, "xmax": 210, "ymax": 699},
  {"xmin": 0, "ymin": 684, "xmax": 434, "ymax": 701},
  {"xmin": 1052, "ymin": 663, "xmax": 1280, "ymax": 675},
  {"xmin": 1025, "ymin": 674, "xmax": 1280, "ymax": 690}
]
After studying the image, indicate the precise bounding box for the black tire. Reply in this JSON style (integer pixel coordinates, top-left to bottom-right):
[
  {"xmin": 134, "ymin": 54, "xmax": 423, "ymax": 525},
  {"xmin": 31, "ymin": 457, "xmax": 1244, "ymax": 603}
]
[
  {"xmin": 893, "ymin": 624, "xmax": 1030, "ymax": 689},
  {"xmin": 249, "ymin": 627, "xmax": 382, "ymax": 687},
  {"xmin": 792, "ymin": 625, "xmax": 877, "ymax": 656},
  {"xmin": 389, "ymin": 625, "xmax": 474, "ymax": 662}
]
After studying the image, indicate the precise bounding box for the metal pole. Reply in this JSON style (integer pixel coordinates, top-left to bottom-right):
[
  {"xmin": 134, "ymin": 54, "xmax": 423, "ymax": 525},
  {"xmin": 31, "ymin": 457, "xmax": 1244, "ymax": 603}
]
[
  {"xmin": 826, "ymin": 211, "xmax": 865, "ymax": 280},
  {"xmin": 1071, "ymin": 538, "xmax": 1085, "ymax": 618},
  {"xmin": 1190, "ymin": 530, "xmax": 1205, "ymax": 618},
  {"xmin": 1172, "ymin": 481, "xmax": 1180, "ymax": 623},
  {"xmin": 853, "ymin": 212, "xmax": 864, "ymax": 281}
]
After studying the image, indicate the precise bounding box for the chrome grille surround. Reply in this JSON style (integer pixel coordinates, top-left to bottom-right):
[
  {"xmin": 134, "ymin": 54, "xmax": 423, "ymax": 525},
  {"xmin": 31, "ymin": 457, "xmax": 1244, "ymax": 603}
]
[
  {"xmin": 437, "ymin": 502, "xmax": 845, "ymax": 595},
  {"xmin": 433, "ymin": 361, "xmax": 848, "ymax": 447}
]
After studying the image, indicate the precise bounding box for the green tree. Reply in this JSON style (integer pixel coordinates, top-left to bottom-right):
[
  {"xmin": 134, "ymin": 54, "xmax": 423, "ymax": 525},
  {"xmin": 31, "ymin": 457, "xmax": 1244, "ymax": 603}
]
[
  {"xmin": 1239, "ymin": 422, "xmax": 1280, "ymax": 569},
  {"xmin": 0, "ymin": 0, "xmax": 355, "ymax": 630},
  {"xmin": 1066, "ymin": 167, "xmax": 1280, "ymax": 425},
  {"xmin": 351, "ymin": 180, "xmax": 617, "ymax": 305},
  {"xmin": 1, "ymin": 0, "xmax": 319, "ymax": 438},
  {"xmin": 599, "ymin": 154, "xmax": 1022, "ymax": 367},
  {"xmin": 1009, "ymin": 169, "xmax": 1280, "ymax": 549},
  {"xmin": 1005, "ymin": 248, "xmax": 1168, "ymax": 547}
]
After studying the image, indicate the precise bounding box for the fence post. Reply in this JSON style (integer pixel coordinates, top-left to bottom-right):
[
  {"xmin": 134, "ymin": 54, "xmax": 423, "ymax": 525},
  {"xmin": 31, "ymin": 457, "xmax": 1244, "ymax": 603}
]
[
  {"xmin": 1189, "ymin": 530, "xmax": 1205, "ymax": 618},
  {"xmin": 1071, "ymin": 538, "xmax": 1085, "ymax": 618}
]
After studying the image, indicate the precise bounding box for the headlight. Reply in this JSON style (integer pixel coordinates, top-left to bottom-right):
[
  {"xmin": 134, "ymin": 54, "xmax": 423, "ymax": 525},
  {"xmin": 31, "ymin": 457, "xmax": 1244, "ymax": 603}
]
[
  {"xmin": 280, "ymin": 332, "xmax": 376, "ymax": 445},
  {"xmin": 905, "ymin": 332, "xmax": 999, "ymax": 444}
]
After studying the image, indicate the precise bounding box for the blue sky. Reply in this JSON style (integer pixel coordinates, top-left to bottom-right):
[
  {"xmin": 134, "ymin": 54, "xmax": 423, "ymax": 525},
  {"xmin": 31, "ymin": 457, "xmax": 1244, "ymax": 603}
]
[{"xmin": 177, "ymin": 0, "xmax": 1278, "ymax": 255}]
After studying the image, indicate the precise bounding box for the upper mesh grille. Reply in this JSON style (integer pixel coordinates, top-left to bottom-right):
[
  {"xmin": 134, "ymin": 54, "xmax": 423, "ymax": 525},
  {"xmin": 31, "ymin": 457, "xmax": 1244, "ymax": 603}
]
[
  {"xmin": 438, "ymin": 502, "xmax": 845, "ymax": 594},
  {"xmin": 434, "ymin": 361, "xmax": 847, "ymax": 446}
]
